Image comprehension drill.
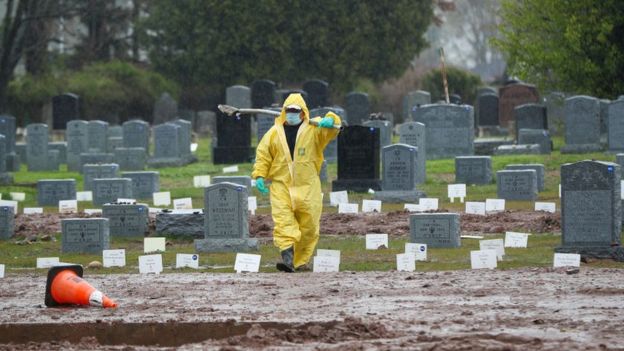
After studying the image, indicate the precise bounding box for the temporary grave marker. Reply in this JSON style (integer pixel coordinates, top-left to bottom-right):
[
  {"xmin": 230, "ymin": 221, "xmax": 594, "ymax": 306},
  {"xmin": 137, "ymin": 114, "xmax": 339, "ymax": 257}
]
[
  {"xmin": 505, "ymin": 232, "xmax": 529, "ymax": 248},
  {"xmin": 559, "ymin": 184, "xmax": 561, "ymax": 198},
  {"xmin": 176, "ymin": 254, "xmax": 199, "ymax": 269},
  {"xmin": 396, "ymin": 253, "xmax": 416, "ymax": 272},
  {"xmin": 448, "ymin": 184, "xmax": 466, "ymax": 203},
  {"xmin": 148, "ymin": 207, "xmax": 162, "ymax": 214},
  {"xmin": 365, "ymin": 233, "xmax": 389, "ymax": 249},
  {"xmin": 404, "ymin": 203, "xmax": 423, "ymax": 212},
  {"xmin": 535, "ymin": 202, "xmax": 556, "ymax": 213},
  {"xmin": 553, "ymin": 253, "xmax": 581, "ymax": 268},
  {"xmin": 171, "ymin": 209, "xmax": 201, "ymax": 214},
  {"xmin": 36, "ymin": 257, "xmax": 60, "ymax": 268},
  {"xmin": 338, "ymin": 203, "xmax": 358, "ymax": 214},
  {"xmin": 317, "ymin": 249, "xmax": 341, "ymax": 259},
  {"xmin": 362, "ymin": 199, "xmax": 382, "ymax": 213},
  {"xmin": 329, "ymin": 190, "xmax": 349, "ymax": 206},
  {"xmin": 139, "ymin": 254, "xmax": 163, "ymax": 274},
  {"xmin": 59, "ymin": 200, "xmax": 78, "ymax": 213},
  {"xmin": 419, "ymin": 198, "xmax": 439, "ymax": 211},
  {"xmin": 0, "ymin": 200, "xmax": 17, "ymax": 214},
  {"xmin": 153, "ymin": 191, "xmax": 171, "ymax": 206},
  {"xmin": 173, "ymin": 197, "xmax": 193, "ymax": 210},
  {"xmin": 470, "ymin": 250, "xmax": 497, "ymax": 269},
  {"xmin": 485, "ymin": 199, "xmax": 505, "ymax": 213},
  {"xmin": 234, "ymin": 253, "xmax": 261, "ymax": 273},
  {"xmin": 405, "ymin": 243, "xmax": 427, "ymax": 261},
  {"xmin": 117, "ymin": 198, "xmax": 136, "ymax": 204},
  {"xmin": 23, "ymin": 207, "xmax": 43, "ymax": 214},
  {"xmin": 479, "ymin": 239, "xmax": 505, "ymax": 260},
  {"xmin": 193, "ymin": 175, "xmax": 211, "ymax": 188},
  {"xmin": 103, "ymin": 249, "xmax": 126, "ymax": 267},
  {"xmin": 0, "ymin": 264, "xmax": 4, "ymax": 278},
  {"xmin": 465, "ymin": 202, "xmax": 486, "ymax": 215},
  {"xmin": 462, "ymin": 235, "xmax": 484, "ymax": 239},
  {"xmin": 84, "ymin": 209, "xmax": 102, "ymax": 215},
  {"xmin": 9, "ymin": 192, "xmax": 25, "ymax": 201},
  {"xmin": 190, "ymin": 143, "xmax": 198, "ymax": 152},
  {"xmin": 144, "ymin": 237, "xmax": 166, "ymax": 253},
  {"xmin": 313, "ymin": 255, "xmax": 340, "ymax": 272},
  {"xmin": 76, "ymin": 191, "xmax": 93, "ymax": 202},
  {"xmin": 248, "ymin": 196, "xmax": 257, "ymax": 215},
  {"xmin": 223, "ymin": 165, "xmax": 239, "ymax": 173}
]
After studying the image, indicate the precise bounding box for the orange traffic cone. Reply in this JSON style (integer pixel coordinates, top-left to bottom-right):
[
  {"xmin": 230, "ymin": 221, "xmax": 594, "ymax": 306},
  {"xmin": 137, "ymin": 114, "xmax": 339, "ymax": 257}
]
[{"xmin": 45, "ymin": 265, "xmax": 117, "ymax": 308}]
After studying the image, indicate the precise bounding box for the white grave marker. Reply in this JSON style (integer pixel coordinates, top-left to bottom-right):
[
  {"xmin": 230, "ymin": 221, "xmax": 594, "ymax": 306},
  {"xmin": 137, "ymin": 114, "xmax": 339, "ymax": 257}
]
[
  {"xmin": 553, "ymin": 253, "xmax": 581, "ymax": 268},
  {"xmin": 193, "ymin": 175, "xmax": 211, "ymax": 188},
  {"xmin": 173, "ymin": 197, "xmax": 193, "ymax": 210},
  {"xmin": 465, "ymin": 202, "xmax": 486, "ymax": 215},
  {"xmin": 329, "ymin": 190, "xmax": 349, "ymax": 207},
  {"xmin": 223, "ymin": 165, "xmax": 239, "ymax": 173},
  {"xmin": 405, "ymin": 243, "xmax": 428, "ymax": 261},
  {"xmin": 0, "ymin": 264, "xmax": 4, "ymax": 278},
  {"xmin": 139, "ymin": 254, "xmax": 163, "ymax": 274},
  {"xmin": 76, "ymin": 191, "xmax": 93, "ymax": 202},
  {"xmin": 317, "ymin": 249, "xmax": 340, "ymax": 259},
  {"xmin": 153, "ymin": 192, "xmax": 171, "ymax": 206},
  {"xmin": 144, "ymin": 237, "xmax": 166, "ymax": 253},
  {"xmin": 365, "ymin": 233, "xmax": 389, "ymax": 250},
  {"xmin": 176, "ymin": 254, "xmax": 199, "ymax": 269},
  {"xmin": 23, "ymin": 207, "xmax": 43, "ymax": 214},
  {"xmin": 84, "ymin": 209, "xmax": 102, "ymax": 215},
  {"xmin": 558, "ymin": 184, "xmax": 561, "ymax": 198},
  {"xmin": 190, "ymin": 143, "xmax": 198, "ymax": 152},
  {"xmin": 103, "ymin": 249, "xmax": 126, "ymax": 267},
  {"xmin": 404, "ymin": 203, "xmax": 423, "ymax": 212},
  {"xmin": 0, "ymin": 200, "xmax": 18, "ymax": 214},
  {"xmin": 448, "ymin": 184, "xmax": 466, "ymax": 203},
  {"xmin": 248, "ymin": 196, "xmax": 257, "ymax": 215},
  {"xmin": 117, "ymin": 198, "xmax": 136, "ymax": 204},
  {"xmin": 535, "ymin": 202, "xmax": 556, "ymax": 213},
  {"xmin": 485, "ymin": 198, "xmax": 505, "ymax": 213},
  {"xmin": 479, "ymin": 239, "xmax": 505, "ymax": 260},
  {"xmin": 338, "ymin": 203, "xmax": 358, "ymax": 214},
  {"xmin": 313, "ymin": 256, "xmax": 340, "ymax": 272},
  {"xmin": 504, "ymin": 232, "xmax": 529, "ymax": 248},
  {"xmin": 419, "ymin": 198, "xmax": 439, "ymax": 211},
  {"xmin": 470, "ymin": 250, "xmax": 497, "ymax": 269},
  {"xmin": 234, "ymin": 253, "xmax": 261, "ymax": 273},
  {"xmin": 59, "ymin": 200, "xmax": 78, "ymax": 214},
  {"xmin": 396, "ymin": 253, "xmax": 416, "ymax": 272},
  {"xmin": 36, "ymin": 257, "xmax": 60, "ymax": 268},
  {"xmin": 361, "ymin": 199, "xmax": 382, "ymax": 213},
  {"xmin": 10, "ymin": 192, "xmax": 25, "ymax": 201}
]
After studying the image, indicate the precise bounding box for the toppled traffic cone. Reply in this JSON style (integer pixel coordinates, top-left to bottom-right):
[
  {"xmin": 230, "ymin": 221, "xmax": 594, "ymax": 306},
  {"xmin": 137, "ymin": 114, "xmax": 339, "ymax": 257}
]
[{"xmin": 45, "ymin": 264, "xmax": 117, "ymax": 308}]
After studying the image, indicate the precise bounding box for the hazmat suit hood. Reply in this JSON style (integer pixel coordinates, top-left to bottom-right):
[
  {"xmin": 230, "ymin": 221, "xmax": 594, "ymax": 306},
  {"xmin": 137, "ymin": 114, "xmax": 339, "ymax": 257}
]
[{"xmin": 277, "ymin": 93, "xmax": 310, "ymax": 126}]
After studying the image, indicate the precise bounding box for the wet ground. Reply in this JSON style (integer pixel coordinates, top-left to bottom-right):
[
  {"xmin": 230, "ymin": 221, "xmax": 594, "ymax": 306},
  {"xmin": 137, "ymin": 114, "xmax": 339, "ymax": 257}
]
[{"xmin": 1, "ymin": 267, "xmax": 622, "ymax": 350}]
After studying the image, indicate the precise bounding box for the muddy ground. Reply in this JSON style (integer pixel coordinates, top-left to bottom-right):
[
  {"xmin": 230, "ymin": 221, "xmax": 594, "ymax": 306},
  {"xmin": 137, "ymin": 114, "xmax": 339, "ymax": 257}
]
[{"xmin": 0, "ymin": 268, "xmax": 623, "ymax": 350}]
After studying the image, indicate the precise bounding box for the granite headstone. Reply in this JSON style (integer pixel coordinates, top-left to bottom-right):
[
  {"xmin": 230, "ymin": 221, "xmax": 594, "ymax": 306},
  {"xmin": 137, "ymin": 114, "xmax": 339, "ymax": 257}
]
[
  {"xmin": 455, "ymin": 156, "xmax": 492, "ymax": 185},
  {"xmin": 412, "ymin": 104, "xmax": 474, "ymax": 159},
  {"xmin": 61, "ymin": 218, "xmax": 109, "ymax": 254},
  {"xmin": 345, "ymin": 92, "xmax": 370, "ymax": 126},
  {"xmin": 102, "ymin": 203, "xmax": 149, "ymax": 237},
  {"xmin": 409, "ymin": 213, "xmax": 460, "ymax": 248},
  {"xmin": 92, "ymin": 178, "xmax": 133, "ymax": 206},
  {"xmin": 398, "ymin": 122, "xmax": 426, "ymax": 183},
  {"xmin": 332, "ymin": 126, "xmax": 381, "ymax": 192},
  {"xmin": 121, "ymin": 171, "xmax": 160, "ymax": 199},
  {"xmin": 37, "ymin": 179, "xmax": 77, "ymax": 206},
  {"xmin": 496, "ymin": 170, "xmax": 538, "ymax": 201},
  {"xmin": 561, "ymin": 95, "xmax": 601, "ymax": 153}
]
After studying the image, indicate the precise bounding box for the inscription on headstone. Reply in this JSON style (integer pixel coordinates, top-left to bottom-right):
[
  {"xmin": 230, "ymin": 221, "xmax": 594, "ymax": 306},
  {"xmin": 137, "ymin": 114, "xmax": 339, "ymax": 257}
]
[
  {"xmin": 61, "ymin": 218, "xmax": 109, "ymax": 254},
  {"xmin": 409, "ymin": 213, "xmax": 460, "ymax": 248},
  {"xmin": 37, "ymin": 179, "xmax": 76, "ymax": 206},
  {"xmin": 92, "ymin": 178, "xmax": 133, "ymax": 206},
  {"xmin": 496, "ymin": 170, "xmax": 538, "ymax": 201},
  {"xmin": 398, "ymin": 122, "xmax": 426, "ymax": 183},
  {"xmin": 455, "ymin": 156, "xmax": 492, "ymax": 185},
  {"xmin": 102, "ymin": 203, "xmax": 149, "ymax": 237},
  {"xmin": 504, "ymin": 164, "xmax": 545, "ymax": 192}
]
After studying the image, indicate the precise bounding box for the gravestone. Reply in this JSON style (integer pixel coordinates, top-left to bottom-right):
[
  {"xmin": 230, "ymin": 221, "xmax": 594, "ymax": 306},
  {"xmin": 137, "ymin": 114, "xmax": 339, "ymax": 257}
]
[
  {"xmin": 332, "ymin": 126, "xmax": 381, "ymax": 192},
  {"xmin": 498, "ymin": 83, "xmax": 540, "ymax": 128},
  {"xmin": 226, "ymin": 85, "xmax": 252, "ymax": 108},
  {"xmin": 47, "ymin": 149, "xmax": 60, "ymax": 171},
  {"xmin": 37, "ymin": 179, "xmax": 76, "ymax": 206},
  {"xmin": 52, "ymin": 93, "xmax": 80, "ymax": 130},
  {"xmin": 16, "ymin": 142, "xmax": 26, "ymax": 164},
  {"xmin": 0, "ymin": 115, "xmax": 18, "ymax": 171},
  {"xmin": 302, "ymin": 79, "xmax": 330, "ymax": 109},
  {"xmin": 557, "ymin": 160, "xmax": 624, "ymax": 260},
  {"xmin": 107, "ymin": 136, "xmax": 123, "ymax": 153},
  {"xmin": 153, "ymin": 92, "xmax": 178, "ymax": 125},
  {"xmin": 363, "ymin": 120, "xmax": 392, "ymax": 150},
  {"xmin": 403, "ymin": 90, "xmax": 431, "ymax": 121},
  {"xmin": 477, "ymin": 87, "xmax": 497, "ymax": 96},
  {"xmin": 476, "ymin": 93, "xmax": 499, "ymax": 127},
  {"xmin": 494, "ymin": 144, "xmax": 541, "ymax": 155},
  {"xmin": 256, "ymin": 107, "xmax": 280, "ymax": 142},
  {"xmin": 251, "ymin": 79, "xmax": 276, "ymax": 108},
  {"xmin": 544, "ymin": 91, "xmax": 566, "ymax": 134},
  {"xmin": 600, "ymin": 99, "xmax": 610, "ymax": 138},
  {"xmin": 413, "ymin": 104, "xmax": 474, "ymax": 159},
  {"xmin": 26, "ymin": 124, "xmax": 50, "ymax": 171},
  {"xmin": 108, "ymin": 125, "xmax": 123, "ymax": 138},
  {"xmin": 92, "ymin": 178, "xmax": 133, "ymax": 206},
  {"xmin": 212, "ymin": 176, "xmax": 252, "ymax": 189},
  {"xmin": 48, "ymin": 142, "xmax": 67, "ymax": 164},
  {"xmin": 122, "ymin": 120, "xmax": 150, "ymax": 154},
  {"xmin": 83, "ymin": 164, "xmax": 120, "ymax": 191},
  {"xmin": 496, "ymin": 170, "xmax": 538, "ymax": 201},
  {"xmin": 345, "ymin": 92, "xmax": 370, "ymax": 126},
  {"xmin": 607, "ymin": 100, "xmax": 624, "ymax": 152},
  {"xmin": 518, "ymin": 129, "xmax": 552, "ymax": 154},
  {"xmin": 195, "ymin": 182, "xmax": 258, "ymax": 252},
  {"xmin": 114, "ymin": 147, "xmax": 146, "ymax": 170},
  {"xmin": 0, "ymin": 206, "xmax": 15, "ymax": 240},
  {"xmin": 505, "ymin": 164, "xmax": 545, "ymax": 192},
  {"xmin": 375, "ymin": 144, "xmax": 426, "ymax": 203},
  {"xmin": 398, "ymin": 122, "xmax": 426, "ymax": 184},
  {"xmin": 455, "ymin": 156, "xmax": 492, "ymax": 185},
  {"xmin": 79, "ymin": 153, "xmax": 114, "ymax": 171},
  {"xmin": 102, "ymin": 203, "xmax": 149, "ymax": 237},
  {"xmin": 88, "ymin": 120, "xmax": 109, "ymax": 152},
  {"xmin": 310, "ymin": 107, "xmax": 345, "ymax": 163},
  {"xmin": 156, "ymin": 212, "xmax": 203, "ymax": 238},
  {"xmin": 173, "ymin": 119, "xmax": 193, "ymax": 159},
  {"xmin": 0, "ymin": 135, "xmax": 13, "ymax": 184},
  {"xmin": 121, "ymin": 171, "xmax": 160, "ymax": 199},
  {"xmin": 561, "ymin": 96, "xmax": 602, "ymax": 153},
  {"xmin": 409, "ymin": 213, "xmax": 460, "ymax": 248},
  {"xmin": 61, "ymin": 218, "xmax": 109, "ymax": 254},
  {"xmin": 149, "ymin": 123, "xmax": 182, "ymax": 167},
  {"xmin": 213, "ymin": 111, "xmax": 253, "ymax": 164},
  {"xmin": 66, "ymin": 120, "xmax": 89, "ymax": 171},
  {"xmin": 514, "ymin": 103, "xmax": 547, "ymax": 140}
]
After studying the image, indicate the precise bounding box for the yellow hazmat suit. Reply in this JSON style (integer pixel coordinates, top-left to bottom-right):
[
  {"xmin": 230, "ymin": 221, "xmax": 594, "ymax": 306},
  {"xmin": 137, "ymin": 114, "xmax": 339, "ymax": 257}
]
[{"xmin": 252, "ymin": 93, "xmax": 341, "ymax": 268}]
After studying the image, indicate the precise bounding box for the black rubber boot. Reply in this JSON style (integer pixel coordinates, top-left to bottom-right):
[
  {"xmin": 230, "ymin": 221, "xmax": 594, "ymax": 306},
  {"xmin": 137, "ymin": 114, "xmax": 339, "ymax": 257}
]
[{"xmin": 276, "ymin": 246, "xmax": 295, "ymax": 273}]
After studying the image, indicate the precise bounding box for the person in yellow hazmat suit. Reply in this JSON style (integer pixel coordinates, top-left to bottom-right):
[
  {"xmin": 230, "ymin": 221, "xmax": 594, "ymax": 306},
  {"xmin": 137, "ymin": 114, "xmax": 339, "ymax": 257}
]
[{"xmin": 252, "ymin": 93, "xmax": 340, "ymax": 272}]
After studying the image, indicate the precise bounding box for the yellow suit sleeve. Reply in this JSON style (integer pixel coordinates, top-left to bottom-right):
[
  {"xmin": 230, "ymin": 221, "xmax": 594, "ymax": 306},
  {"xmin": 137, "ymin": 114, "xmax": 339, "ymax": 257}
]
[
  {"xmin": 314, "ymin": 111, "xmax": 341, "ymax": 149},
  {"xmin": 252, "ymin": 129, "xmax": 273, "ymax": 179}
]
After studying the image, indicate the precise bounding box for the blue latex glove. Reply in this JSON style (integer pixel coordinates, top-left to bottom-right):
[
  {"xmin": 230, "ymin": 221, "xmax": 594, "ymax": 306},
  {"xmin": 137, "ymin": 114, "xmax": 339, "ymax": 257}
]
[
  {"xmin": 318, "ymin": 116, "xmax": 334, "ymax": 128},
  {"xmin": 256, "ymin": 177, "xmax": 269, "ymax": 195}
]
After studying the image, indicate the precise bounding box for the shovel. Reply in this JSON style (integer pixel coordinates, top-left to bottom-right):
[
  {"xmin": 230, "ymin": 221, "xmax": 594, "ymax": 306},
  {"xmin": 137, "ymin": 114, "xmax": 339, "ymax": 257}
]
[{"xmin": 218, "ymin": 104, "xmax": 342, "ymax": 130}]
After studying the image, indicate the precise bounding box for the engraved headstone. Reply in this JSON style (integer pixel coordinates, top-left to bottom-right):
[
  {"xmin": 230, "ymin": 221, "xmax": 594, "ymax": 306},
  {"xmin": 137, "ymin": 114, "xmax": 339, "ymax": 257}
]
[
  {"xmin": 476, "ymin": 93, "xmax": 499, "ymax": 126},
  {"xmin": 149, "ymin": 123, "xmax": 182, "ymax": 166},
  {"xmin": 607, "ymin": 100, "xmax": 624, "ymax": 152},
  {"xmin": 518, "ymin": 129, "xmax": 552, "ymax": 154},
  {"xmin": 544, "ymin": 91, "xmax": 566, "ymax": 134},
  {"xmin": 153, "ymin": 92, "xmax": 178, "ymax": 125},
  {"xmin": 0, "ymin": 115, "xmax": 18, "ymax": 171},
  {"xmin": 102, "ymin": 203, "xmax": 149, "ymax": 237},
  {"xmin": 375, "ymin": 144, "xmax": 426, "ymax": 203},
  {"xmin": 345, "ymin": 92, "xmax": 370, "ymax": 126},
  {"xmin": 92, "ymin": 178, "xmax": 133, "ymax": 206},
  {"xmin": 332, "ymin": 126, "xmax": 381, "ymax": 192},
  {"xmin": 504, "ymin": 164, "xmax": 545, "ymax": 192},
  {"xmin": 61, "ymin": 218, "xmax": 109, "ymax": 254},
  {"xmin": 310, "ymin": 107, "xmax": 345, "ymax": 163},
  {"xmin": 455, "ymin": 156, "xmax": 492, "ymax": 185},
  {"xmin": 37, "ymin": 179, "xmax": 77, "ymax": 206},
  {"xmin": 363, "ymin": 120, "xmax": 392, "ymax": 150},
  {"xmin": 48, "ymin": 142, "xmax": 67, "ymax": 164},
  {"xmin": 212, "ymin": 176, "xmax": 252, "ymax": 189},
  {"xmin": 52, "ymin": 93, "xmax": 80, "ymax": 130},
  {"xmin": 26, "ymin": 124, "xmax": 49, "ymax": 171},
  {"xmin": 409, "ymin": 213, "xmax": 460, "ymax": 248},
  {"xmin": 398, "ymin": 122, "xmax": 426, "ymax": 183},
  {"xmin": 498, "ymin": 83, "xmax": 540, "ymax": 128},
  {"xmin": 251, "ymin": 79, "xmax": 276, "ymax": 108},
  {"xmin": 66, "ymin": 120, "xmax": 89, "ymax": 171},
  {"xmin": 412, "ymin": 104, "xmax": 474, "ymax": 159},
  {"xmin": 114, "ymin": 147, "xmax": 146, "ymax": 170},
  {"xmin": 0, "ymin": 206, "xmax": 15, "ymax": 240},
  {"xmin": 302, "ymin": 79, "xmax": 330, "ymax": 109},
  {"xmin": 122, "ymin": 119, "xmax": 150, "ymax": 154},
  {"xmin": 514, "ymin": 103, "xmax": 547, "ymax": 140},
  {"xmin": 83, "ymin": 164, "xmax": 120, "ymax": 191},
  {"xmin": 88, "ymin": 120, "xmax": 109, "ymax": 152},
  {"xmin": 496, "ymin": 169, "xmax": 538, "ymax": 201},
  {"xmin": 561, "ymin": 95, "xmax": 602, "ymax": 153},
  {"xmin": 403, "ymin": 90, "xmax": 431, "ymax": 121},
  {"xmin": 121, "ymin": 171, "xmax": 160, "ymax": 199}
]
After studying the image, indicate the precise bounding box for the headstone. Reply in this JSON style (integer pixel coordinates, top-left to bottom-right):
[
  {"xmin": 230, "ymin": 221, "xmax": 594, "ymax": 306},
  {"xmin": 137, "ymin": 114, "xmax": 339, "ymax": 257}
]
[
  {"xmin": 514, "ymin": 103, "xmax": 547, "ymax": 140},
  {"xmin": 345, "ymin": 92, "xmax": 370, "ymax": 126},
  {"xmin": 0, "ymin": 206, "xmax": 15, "ymax": 240},
  {"xmin": 310, "ymin": 107, "xmax": 345, "ymax": 163},
  {"xmin": 600, "ymin": 99, "xmax": 610, "ymax": 138},
  {"xmin": 477, "ymin": 87, "xmax": 497, "ymax": 96},
  {"xmin": 213, "ymin": 111, "xmax": 253, "ymax": 164},
  {"xmin": 505, "ymin": 164, "xmax": 545, "ymax": 192},
  {"xmin": 0, "ymin": 115, "xmax": 18, "ymax": 171},
  {"xmin": 256, "ymin": 107, "xmax": 280, "ymax": 142},
  {"xmin": 375, "ymin": 144, "xmax": 426, "ymax": 203},
  {"xmin": 114, "ymin": 147, "xmax": 146, "ymax": 170},
  {"xmin": 156, "ymin": 212, "xmax": 203, "ymax": 238},
  {"xmin": 494, "ymin": 144, "xmax": 541, "ymax": 155},
  {"xmin": 363, "ymin": 119, "xmax": 392, "ymax": 151},
  {"xmin": 607, "ymin": 100, "xmax": 624, "ymax": 152},
  {"xmin": 52, "ymin": 93, "xmax": 80, "ymax": 130},
  {"xmin": 83, "ymin": 163, "xmax": 120, "ymax": 191},
  {"xmin": 66, "ymin": 120, "xmax": 89, "ymax": 171},
  {"xmin": 153, "ymin": 92, "xmax": 178, "ymax": 125},
  {"xmin": 196, "ymin": 110, "xmax": 216, "ymax": 136},
  {"xmin": 518, "ymin": 129, "xmax": 552, "ymax": 154},
  {"xmin": 302, "ymin": 79, "xmax": 330, "ymax": 109},
  {"xmin": 561, "ymin": 95, "xmax": 602, "ymax": 153},
  {"xmin": 88, "ymin": 120, "xmax": 109, "ymax": 152},
  {"xmin": 149, "ymin": 123, "xmax": 182, "ymax": 166},
  {"xmin": 15, "ymin": 142, "xmax": 26, "ymax": 164},
  {"xmin": 61, "ymin": 218, "xmax": 109, "ymax": 254},
  {"xmin": 498, "ymin": 83, "xmax": 540, "ymax": 128},
  {"xmin": 496, "ymin": 170, "xmax": 538, "ymax": 201},
  {"xmin": 92, "ymin": 178, "xmax": 133, "ymax": 206},
  {"xmin": 107, "ymin": 136, "xmax": 123, "ymax": 153},
  {"xmin": 616, "ymin": 154, "xmax": 624, "ymax": 176},
  {"xmin": 413, "ymin": 104, "xmax": 474, "ymax": 159},
  {"xmin": 194, "ymin": 182, "xmax": 258, "ymax": 252},
  {"xmin": 226, "ymin": 85, "xmax": 252, "ymax": 108},
  {"xmin": 251, "ymin": 79, "xmax": 276, "ymax": 108},
  {"xmin": 173, "ymin": 119, "xmax": 193, "ymax": 159},
  {"xmin": 455, "ymin": 156, "xmax": 492, "ymax": 185},
  {"xmin": 332, "ymin": 126, "xmax": 381, "ymax": 192},
  {"xmin": 212, "ymin": 176, "xmax": 252, "ymax": 189},
  {"xmin": 403, "ymin": 90, "xmax": 431, "ymax": 121},
  {"xmin": 102, "ymin": 203, "xmax": 149, "ymax": 237},
  {"xmin": 37, "ymin": 179, "xmax": 77, "ymax": 206},
  {"xmin": 398, "ymin": 122, "xmax": 426, "ymax": 183},
  {"xmin": 544, "ymin": 91, "xmax": 566, "ymax": 134},
  {"xmin": 476, "ymin": 93, "xmax": 499, "ymax": 126},
  {"xmin": 48, "ymin": 142, "xmax": 67, "ymax": 164},
  {"xmin": 47, "ymin": 150, "xmax": 60, "ymax": 171},
  {"xmin": 557, "ymin": 160, "xmax": 624, "ymax": 260},
  {"xmin": 121, "ymin": 171, "xmax": 160, "ymax": 199},
  {"xmin": 108, "ymin": 125, "xmax": 123, "ymax": 138},
  {"xmin": 409, "ymin": 213, "xmax": 460, "ymax": 248},
  {"xmin": 122, "ymin": 119, "xmax": 150, "ymax": 155},
  {"xmin": 79, "ymin": 153, "xmax": 114, "ymax": 171},
  {"xmin": 26, "ymin": 124, "xmax": 49, "ymax": 171}
]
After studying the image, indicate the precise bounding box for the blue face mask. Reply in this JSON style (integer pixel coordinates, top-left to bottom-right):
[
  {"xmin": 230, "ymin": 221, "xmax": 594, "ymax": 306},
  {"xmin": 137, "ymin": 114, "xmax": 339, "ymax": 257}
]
[{"xmin": 286, "ymin": 112, "xmax": 301, "ymax": 125}]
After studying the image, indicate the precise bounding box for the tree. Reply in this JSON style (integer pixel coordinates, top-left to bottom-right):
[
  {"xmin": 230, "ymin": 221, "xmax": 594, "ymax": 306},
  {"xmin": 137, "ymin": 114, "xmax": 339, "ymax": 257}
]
[
  {"xmin": 141, "ymin": 0, "xmax": 433, "ymax": 105},
  {"xmin": 493, "ymin": 0, "xmax": 624, "ymax": 98}
]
